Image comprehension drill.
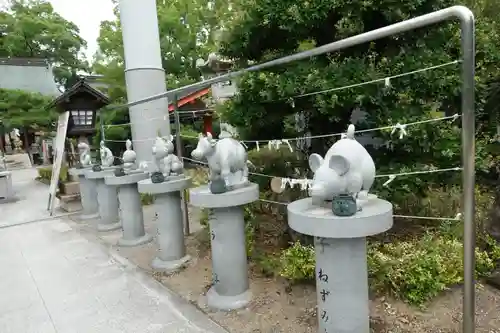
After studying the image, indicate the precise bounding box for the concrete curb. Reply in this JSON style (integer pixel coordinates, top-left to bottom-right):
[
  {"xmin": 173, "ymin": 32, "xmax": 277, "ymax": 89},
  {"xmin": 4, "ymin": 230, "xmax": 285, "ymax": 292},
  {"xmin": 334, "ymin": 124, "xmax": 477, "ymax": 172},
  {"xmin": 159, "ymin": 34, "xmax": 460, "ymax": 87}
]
[{"xmin": 106, "ymin": 246, "xmax": 230, "ymax": 333}]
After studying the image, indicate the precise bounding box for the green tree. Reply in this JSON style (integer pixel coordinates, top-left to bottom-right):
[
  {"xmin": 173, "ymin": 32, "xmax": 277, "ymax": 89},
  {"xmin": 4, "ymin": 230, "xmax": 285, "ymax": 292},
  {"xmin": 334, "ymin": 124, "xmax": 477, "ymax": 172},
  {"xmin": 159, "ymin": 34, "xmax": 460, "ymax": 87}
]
[
  {"xmin": 218, "ymin": 0, "xmax": 500, "ymax": 186},
  {"xmin": 0, "ymin": 88, "xmax": 57, "ymax": 131},
  {"xmin": 92, "ymin": 0, "xmax": 236, "ymax": 146},
  {"xmin": 0, "ymin": 0, "xmax": 88, "ymax": 88},
  {"xmin": 93, "ymin": 0, "xmax": 236, "ymax": 95}
]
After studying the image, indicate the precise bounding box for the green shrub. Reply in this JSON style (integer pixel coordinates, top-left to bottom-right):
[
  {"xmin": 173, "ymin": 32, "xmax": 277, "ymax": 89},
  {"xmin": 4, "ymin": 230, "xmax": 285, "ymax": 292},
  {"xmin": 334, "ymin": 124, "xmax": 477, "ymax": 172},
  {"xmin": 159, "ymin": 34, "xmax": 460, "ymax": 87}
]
[
  {"xmin": 37, "ymin": 167, "xmax": 51, "ymax": 181},
  {"xmin": 247, "ymin": 147, "xmax": 308, "ymax": 225},
  {"xmin": 37, "ymin": 165, "xmax": 69, "ymax": 183},
  {"xmin": 368, "ymin": 233, "xmax": 500, "ymax": 305},
  {"xmin": 245, "ymin": 221, "xmax": 256, "ymax": 258},
  {"xmin": 199, "ymin": 208, "xmax": 210, "ymax": 227},
  {"xmin": 180, "ymin": 125, "xmax": 201, "ymax": 159},
  {"xmin": 277, "ymin": 232, "xmax": 500, "ymax": 305},
  {"xmin": 185, "ymin": 167, "xmax": 209, "ymax": 203},
  {"xmin": 275, "ymin": 185, "xmax": 500, "ymax": 305},
  {"xmin": 279, "ymin": 241, "xmax": 315, "ymax": 282},
  {"xmin": 247, "ymin": 147, "xmax": 307, "ymax": 194},
  {"xmin": 198, "ymin": 205, "xmax": 256, "ymax": 258},
  {"xmin": 140, "ymin": 193, "xmax": 154, "ymax": 205}
]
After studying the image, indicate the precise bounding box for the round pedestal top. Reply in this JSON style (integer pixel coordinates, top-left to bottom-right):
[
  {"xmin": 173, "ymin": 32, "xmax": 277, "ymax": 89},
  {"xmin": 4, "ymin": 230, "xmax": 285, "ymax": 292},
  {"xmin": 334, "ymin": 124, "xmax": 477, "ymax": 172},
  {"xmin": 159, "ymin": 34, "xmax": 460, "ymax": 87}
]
[
  {"xmin": 105, "ymin": 172, "xmax": 149, "ymax": 186},
  {"xmin": 189, "ymin": 183, "xmax": 259, "ymax": 208},
  {"xmin": 85, "ymin": 169, "xmax": 116, "ymax": 179},
  {"xmin": 138, "ymin": 176, "xmax": 191, "ymax": 194},
  {"xmin": 69, "ymin": 167, "xmax": 92, "ymax": 176},
  {"xmin": 288, "ymin": 197, "xmax": 393, "ymax": 238}
]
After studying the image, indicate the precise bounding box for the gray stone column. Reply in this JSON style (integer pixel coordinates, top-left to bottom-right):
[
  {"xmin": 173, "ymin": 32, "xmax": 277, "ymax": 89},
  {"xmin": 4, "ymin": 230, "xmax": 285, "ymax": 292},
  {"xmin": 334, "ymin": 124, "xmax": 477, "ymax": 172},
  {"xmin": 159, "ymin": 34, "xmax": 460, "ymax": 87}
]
[
  {"xmin": 85, "ymin": 170, "xmax": 120, "ymax": 231},
  {"xmin": 189, "ymin": 183, "xmax": 259, "ymax": 311},
  {"xmin": 287, "ymin": 197, "xmax": 393, "ymax": 333},
  {"xmin": 106, "ymin": 172, "xmax": 152, "ymax": 246},
  {"xmin": 138, "ymin": 177, "xmax": 192, "ymax": 272},
  {"xmin": 74, "ymin": 168, "xmax": 98, "ymax": 219},
  {"xmin": 118, "ymin": 0, "xmax": 170, "ymax": 168}
]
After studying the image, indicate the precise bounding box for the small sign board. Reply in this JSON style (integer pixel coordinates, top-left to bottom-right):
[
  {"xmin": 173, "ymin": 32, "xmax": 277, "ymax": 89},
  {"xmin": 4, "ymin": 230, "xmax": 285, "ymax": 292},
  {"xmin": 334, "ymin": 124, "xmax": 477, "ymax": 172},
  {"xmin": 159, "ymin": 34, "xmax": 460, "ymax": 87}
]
[
  {"xmin": 270, "ymin": 177, "xmax": 284, "ymax": 194},
  {"xmin": 47, "ymin": 111, "xmax": 69, "ymax": 215}
]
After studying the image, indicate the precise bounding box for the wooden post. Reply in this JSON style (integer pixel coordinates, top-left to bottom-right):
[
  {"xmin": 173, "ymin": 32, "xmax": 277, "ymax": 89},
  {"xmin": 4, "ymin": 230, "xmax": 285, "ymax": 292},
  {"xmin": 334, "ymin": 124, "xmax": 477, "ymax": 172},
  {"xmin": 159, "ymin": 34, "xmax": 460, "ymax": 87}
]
[
  {"xmin": 23, "ymin": 127, "xmax": 33, "ymax": 165},
  {"xmin": 173, "ymin": 95, "xmax": 190, "ymax": 236},
  {"xmin": 203, "ymin": 113, "xmax": 213, "ymax": 134},
  {"xmin": 0, "ymin": 130, "xmax": 4, "ymax": 153}
]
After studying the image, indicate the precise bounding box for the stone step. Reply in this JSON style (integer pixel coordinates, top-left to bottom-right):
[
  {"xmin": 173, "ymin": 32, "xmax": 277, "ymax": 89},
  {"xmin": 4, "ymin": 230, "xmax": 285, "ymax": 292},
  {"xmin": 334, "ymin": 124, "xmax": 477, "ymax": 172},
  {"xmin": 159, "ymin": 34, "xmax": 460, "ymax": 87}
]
[
  {"xmin": 60, "ymin": 181, "xmax": 80, "ymax": 196},
  {"xmin": 56, "ymin": 193, "xmax": 82, "ymax": 213}
]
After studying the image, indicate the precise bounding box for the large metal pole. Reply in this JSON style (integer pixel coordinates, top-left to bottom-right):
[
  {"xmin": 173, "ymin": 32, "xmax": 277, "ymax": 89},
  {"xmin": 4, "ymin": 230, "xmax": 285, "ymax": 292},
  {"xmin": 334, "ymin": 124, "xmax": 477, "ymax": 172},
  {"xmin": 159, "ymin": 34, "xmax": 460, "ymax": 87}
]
[
  {"xmin": 173, "ymin": 95, "xmax": 190, "ymax": 235},
  {"xmin": 117, "ymin": 6, "xmax": 475, "ymax": 332},
  {"xmin": 118, "ymin": 0, "xmax": 170, "ymax": 167},
  {"xmin": 460, "ymin": 12, "xmax": 476, "ymax": 333}
]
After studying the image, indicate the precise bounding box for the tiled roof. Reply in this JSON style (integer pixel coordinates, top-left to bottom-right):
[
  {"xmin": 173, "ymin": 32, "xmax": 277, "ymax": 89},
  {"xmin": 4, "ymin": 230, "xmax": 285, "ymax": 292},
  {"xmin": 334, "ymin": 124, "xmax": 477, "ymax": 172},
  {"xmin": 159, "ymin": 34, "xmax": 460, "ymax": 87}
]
[
  {"xmin": 47, "ymin": 78, "xmax": 110, "ymax": 109},
  {"xmin": 0, "ymin": 57, "xmax": 60, "ymax": 96}
]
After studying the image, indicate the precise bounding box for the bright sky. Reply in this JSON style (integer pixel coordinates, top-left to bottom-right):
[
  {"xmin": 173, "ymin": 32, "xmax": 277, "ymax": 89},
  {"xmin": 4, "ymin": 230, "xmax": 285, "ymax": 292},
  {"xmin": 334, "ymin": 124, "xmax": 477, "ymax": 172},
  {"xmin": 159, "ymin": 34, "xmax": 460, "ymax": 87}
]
[{"xmin": 49, "ymin": 0, "xmax": 115, "ymax": 61}]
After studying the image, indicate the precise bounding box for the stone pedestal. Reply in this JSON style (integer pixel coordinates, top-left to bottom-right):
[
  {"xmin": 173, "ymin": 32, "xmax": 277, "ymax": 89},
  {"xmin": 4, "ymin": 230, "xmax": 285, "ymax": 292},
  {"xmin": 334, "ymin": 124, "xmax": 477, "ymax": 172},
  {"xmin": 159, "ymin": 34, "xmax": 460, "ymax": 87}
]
[
  {"xmin": 70, "ymin": 167, "xmax": 98, "ymax": 219},
  {"xmin": 57, "ymin": 193, "xmax": 82, "ymax": 212},
  {"xmin": 138, "ymin": 177, "xmax": 192, "ymax": 272},
  {"xmin": 287, "ymin": 197, "xmax": 393, "ymax": 333},
  {"xmin": 105, "ymin": 172, "xmax": 152, "ymax": 246},
  {"xmin": 189, "ymin": 183, "xmax": 259, "ymax": 311},
  {"xmin": 86, "ymin": 170, "xmax": 121, "ymax": 231},
  {"xmin": 0, "ymin": 171, "xmax": 16, "ymax": 203}
]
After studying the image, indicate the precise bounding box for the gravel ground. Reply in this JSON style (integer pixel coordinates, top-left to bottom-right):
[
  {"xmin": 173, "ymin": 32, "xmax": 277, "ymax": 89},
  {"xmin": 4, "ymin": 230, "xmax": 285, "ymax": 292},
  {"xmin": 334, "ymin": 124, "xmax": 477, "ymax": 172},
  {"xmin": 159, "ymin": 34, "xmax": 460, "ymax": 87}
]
[{"xmin": 70, "ymin": 204, "xmax": 500, "ymax": 333}]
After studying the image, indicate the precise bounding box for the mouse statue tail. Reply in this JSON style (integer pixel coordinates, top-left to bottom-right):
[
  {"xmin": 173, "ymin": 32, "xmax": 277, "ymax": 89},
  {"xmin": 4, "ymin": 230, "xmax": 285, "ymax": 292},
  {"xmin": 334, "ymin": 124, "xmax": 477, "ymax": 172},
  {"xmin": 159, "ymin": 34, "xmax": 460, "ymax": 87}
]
[{"xmin": 346, "ymin": 124, "xmax": 355, "ymax": 139}]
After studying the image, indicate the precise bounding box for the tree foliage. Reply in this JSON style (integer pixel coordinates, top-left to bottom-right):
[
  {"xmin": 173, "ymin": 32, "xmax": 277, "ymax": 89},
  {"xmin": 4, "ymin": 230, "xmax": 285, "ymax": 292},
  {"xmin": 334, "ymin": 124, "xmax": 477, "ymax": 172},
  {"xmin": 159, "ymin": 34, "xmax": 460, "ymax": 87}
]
[
  {"xmin": 0, "ymin": 0, "xmax": 88, "ymax": 88},
  {"xmin": 92, "ymin": 0, "xmax": 236, "ymax": 145},
  {"xmin": 218, "ymin": 0, "xmax": 500, "ymax": 190},
  {"xmin": 93, "ymin": 0, "xmax": 236, "ymax": 98},
  {"xmin": 0, "ymin": 88, "xmax": 57, "ymax": 130}
]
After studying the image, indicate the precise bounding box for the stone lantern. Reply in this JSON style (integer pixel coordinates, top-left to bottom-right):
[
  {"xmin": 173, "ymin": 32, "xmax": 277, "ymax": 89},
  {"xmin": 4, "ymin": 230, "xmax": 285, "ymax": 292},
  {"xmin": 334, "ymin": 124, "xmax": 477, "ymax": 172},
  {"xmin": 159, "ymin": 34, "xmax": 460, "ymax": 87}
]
[{"xmin": 47, "ymin": 78, "xmax": 110, "ymax": 145}]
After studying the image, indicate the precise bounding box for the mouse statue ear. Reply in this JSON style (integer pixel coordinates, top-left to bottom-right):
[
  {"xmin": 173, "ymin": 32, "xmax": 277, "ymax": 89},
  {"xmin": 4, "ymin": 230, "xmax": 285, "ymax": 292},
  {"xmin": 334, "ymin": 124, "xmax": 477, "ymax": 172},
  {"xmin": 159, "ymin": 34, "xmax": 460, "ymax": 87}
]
[
  {"xmin": 308, "ymin": 153, "xmax": 324, "ymax": 172},
  {"xmin": 328, "ymin": 155, "xmax": 350, "ymax": 176}
]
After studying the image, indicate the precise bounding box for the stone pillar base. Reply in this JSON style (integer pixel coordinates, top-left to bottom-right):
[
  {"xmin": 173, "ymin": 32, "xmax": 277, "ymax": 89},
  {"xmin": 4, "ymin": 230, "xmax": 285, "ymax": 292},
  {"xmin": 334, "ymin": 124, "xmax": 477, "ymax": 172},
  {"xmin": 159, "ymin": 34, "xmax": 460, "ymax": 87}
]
[{"xmin": 189, "ymin": 183, "xmax": 259, "ymax": 311}]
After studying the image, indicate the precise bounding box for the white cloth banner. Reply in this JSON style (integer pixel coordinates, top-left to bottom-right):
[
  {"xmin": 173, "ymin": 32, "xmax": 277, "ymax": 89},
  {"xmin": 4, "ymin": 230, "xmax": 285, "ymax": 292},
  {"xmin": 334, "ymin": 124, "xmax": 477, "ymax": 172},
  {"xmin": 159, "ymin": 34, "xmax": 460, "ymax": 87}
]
[{"xmin": 47, "ymin": 111, "xmax": 69, "ymax": 215}]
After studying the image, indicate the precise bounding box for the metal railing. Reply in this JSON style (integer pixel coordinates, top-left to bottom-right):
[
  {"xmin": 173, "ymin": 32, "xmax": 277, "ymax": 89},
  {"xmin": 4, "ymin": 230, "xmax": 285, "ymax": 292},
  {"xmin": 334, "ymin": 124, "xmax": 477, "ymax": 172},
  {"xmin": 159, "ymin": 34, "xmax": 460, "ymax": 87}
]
[{"xmin": 112, "ymin": 6, "xmax": 476, "ymax": 332}]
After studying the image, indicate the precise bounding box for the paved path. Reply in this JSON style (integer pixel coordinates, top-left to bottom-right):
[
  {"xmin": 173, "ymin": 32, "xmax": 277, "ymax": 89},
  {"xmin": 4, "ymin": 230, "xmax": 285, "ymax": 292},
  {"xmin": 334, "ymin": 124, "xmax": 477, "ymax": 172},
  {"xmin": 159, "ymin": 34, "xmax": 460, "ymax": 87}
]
[
  {"xmin": 0, "ymin": 168, "xmax": 67, "ymax": 228},
  {"xmin": 0, "ymin": 169, "xmax": 228, "ymax": 333}
]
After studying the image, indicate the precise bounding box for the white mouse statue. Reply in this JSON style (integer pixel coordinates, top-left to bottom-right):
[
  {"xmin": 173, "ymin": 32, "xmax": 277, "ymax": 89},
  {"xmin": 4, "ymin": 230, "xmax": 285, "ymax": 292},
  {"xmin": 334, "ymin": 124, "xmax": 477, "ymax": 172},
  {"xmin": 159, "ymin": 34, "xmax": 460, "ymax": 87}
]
[
  {"xmin": 152, "ymin": 136, "xmax": 168, "ymax": 173},
  {"xmin": 192, "ymin": 131, "xmax": 249, "ymax": 192},
  {"xmin": 308, "ymin": 124, "xmax": 375, "ymax": 208},
  {"xmin": 99, "ymin": 141, "xmax": 114, "ymax": 167},
  {"xmin": 122, "ymin": 139, "xmax": 136, "ymax": 169},
  {"xmin": 77, "ymin": 142, "xmax": 91, "ymax": 167},
  {"xmin": 162, "ymin": 135, "xmax": 183, "ymax": 176}
]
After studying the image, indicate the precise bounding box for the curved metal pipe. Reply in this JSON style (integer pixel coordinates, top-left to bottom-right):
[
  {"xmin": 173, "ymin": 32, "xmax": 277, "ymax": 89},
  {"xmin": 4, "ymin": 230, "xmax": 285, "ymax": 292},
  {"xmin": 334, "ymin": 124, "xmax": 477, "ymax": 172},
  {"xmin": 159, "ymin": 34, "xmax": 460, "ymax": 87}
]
[
  {"xmin": 119, "ymin": 6, "xmax": 474, "ymax": 109},
  {"xmin": 118, "ymin": 6, "xmax": 476, "ymax": 332}
]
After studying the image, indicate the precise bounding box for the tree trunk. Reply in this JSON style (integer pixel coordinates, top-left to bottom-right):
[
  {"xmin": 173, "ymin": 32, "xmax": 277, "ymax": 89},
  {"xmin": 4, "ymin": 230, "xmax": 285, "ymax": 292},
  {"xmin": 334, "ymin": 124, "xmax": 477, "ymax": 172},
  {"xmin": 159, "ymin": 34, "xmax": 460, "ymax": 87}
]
[
  {"xmin": 23, "ymin": 127, "xmax": 33, "ymax": 165},
  {"xmin": 488, "ymin": 185, "xmax": 500, "ymax": 240},
  {"xmin": 0, "ymin": 132, "xmax": 4, "ymax": 153},
  {"xmin": 7, "ymin": 132, "xmax": 12, "ymax": 152}
]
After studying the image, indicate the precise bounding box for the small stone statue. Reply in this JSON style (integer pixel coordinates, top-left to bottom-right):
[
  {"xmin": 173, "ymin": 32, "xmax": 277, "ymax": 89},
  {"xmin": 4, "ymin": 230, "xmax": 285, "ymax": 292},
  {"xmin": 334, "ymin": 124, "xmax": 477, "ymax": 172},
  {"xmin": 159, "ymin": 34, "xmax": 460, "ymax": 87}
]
[
  {"xmin": 77, "ymin": 142, "xmax": 92, "ymax": 168},
  {"xmin": 151, "ymin": 135, "xmax": 184, "ymax": 183},
  {"xmin": 151, "ymin": 136, "xmax": 167, "ymax": 183},
  {"xmin": 163, "ymin": 135, "xmax": 183, "ymax": 176},
  {"xmin": 0, "ymin": 151, "xmax": 5, "ymax": 170},
  {"xmin": 99, "ymin": 140, "xmax": 114, "ymax": 167},
  {"xmin": 192, "ymin": 132, "xmax": 249, "ymax": 194},
  {"xmin": 122, "ymin": 139, "xmax": 137, "ymax": 171},
  {"xmin": 114, "ymin": 167, "xmax": 126, "ymax": 177},
  {"xmin": 308, "ymin": 124, "xmax": 376, "ymax": 214}
]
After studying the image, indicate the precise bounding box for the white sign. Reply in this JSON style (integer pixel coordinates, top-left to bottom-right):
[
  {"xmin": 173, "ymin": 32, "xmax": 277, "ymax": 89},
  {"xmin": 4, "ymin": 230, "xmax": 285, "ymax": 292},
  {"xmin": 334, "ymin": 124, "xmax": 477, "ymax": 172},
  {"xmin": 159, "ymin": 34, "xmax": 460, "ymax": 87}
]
[{"xmin": 47, "ymin": 111, "xmax": 69, "ymax": 215}]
